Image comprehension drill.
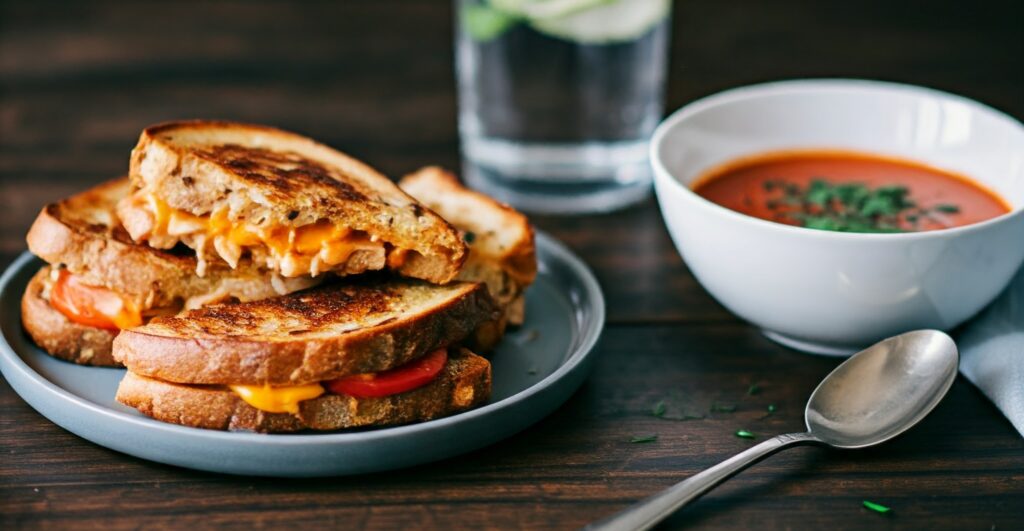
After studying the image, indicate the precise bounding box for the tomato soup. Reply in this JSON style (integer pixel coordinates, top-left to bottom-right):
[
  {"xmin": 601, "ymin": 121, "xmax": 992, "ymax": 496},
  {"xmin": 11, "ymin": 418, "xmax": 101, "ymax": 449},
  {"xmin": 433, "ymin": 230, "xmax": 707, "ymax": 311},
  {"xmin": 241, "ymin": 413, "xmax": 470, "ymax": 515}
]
[{"xmin": 692, "ymin": 150, "xmax": 1010, "ymax": 233}]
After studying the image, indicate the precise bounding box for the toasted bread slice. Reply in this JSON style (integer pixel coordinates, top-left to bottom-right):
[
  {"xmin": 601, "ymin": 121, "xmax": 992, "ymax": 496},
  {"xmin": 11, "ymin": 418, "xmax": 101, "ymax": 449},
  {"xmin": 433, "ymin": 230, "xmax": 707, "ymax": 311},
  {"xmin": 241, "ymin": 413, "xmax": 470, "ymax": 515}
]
[
  {"xmin": 21, "ymin": 267, "xmax": 118, "ymax": 366},
  {"xmin": 113, "ymin": 279, "xmax": 498, "ymax": 386},
  {"xmin": 400, "ymin": 167, "xmax": 536, "ymax": 350},
  {"xmin": 27, "ymin": 178, "xmax": 319, "ymax": 313},
  {"xmin": 119, "ymin": 121, "xmax": 467, "ymax": 283},
  {"xmin": 116, "ymin": 348, "xmax": 491, "ymax": 433},
  {"xmin": 400, "ymin": 166, "xmax": 536, "ymax": 290}
]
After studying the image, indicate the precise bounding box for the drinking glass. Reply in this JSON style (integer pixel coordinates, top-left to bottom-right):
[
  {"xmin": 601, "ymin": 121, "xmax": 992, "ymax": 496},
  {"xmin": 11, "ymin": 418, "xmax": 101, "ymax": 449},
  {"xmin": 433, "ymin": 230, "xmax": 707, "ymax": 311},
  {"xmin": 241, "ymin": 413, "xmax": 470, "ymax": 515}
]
[{"xmin": 455, "ymin": 0, "xmax": 671, "ymax": 213}]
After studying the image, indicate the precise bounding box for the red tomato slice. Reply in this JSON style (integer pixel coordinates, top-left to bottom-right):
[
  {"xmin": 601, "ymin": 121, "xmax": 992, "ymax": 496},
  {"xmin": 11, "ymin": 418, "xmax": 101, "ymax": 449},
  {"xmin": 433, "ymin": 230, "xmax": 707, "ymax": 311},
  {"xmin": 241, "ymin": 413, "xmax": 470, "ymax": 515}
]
[
  {"xmin": 326, "ymin": 349, "xmax": 448, "ymax": 398},
  {"xmin": 49, "ymin": 269, "xmax": 141, "ymax": 331}
]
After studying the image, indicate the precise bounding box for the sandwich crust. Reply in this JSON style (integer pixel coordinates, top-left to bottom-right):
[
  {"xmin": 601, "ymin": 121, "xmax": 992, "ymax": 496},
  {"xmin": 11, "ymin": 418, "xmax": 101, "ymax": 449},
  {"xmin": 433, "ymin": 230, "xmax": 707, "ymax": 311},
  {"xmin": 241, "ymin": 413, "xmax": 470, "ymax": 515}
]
[
  {"xmin": 113, "ymin": 279, "xmax": 498, "ymax": 385},
  {"xmin": 123, "ymin": 121, "xmax": 467, "ymax": 283},
  {"xmin": 400, "ymin": 166, "xmax": 537, "ymax": 288},
  {"xmin": 115, "ymin": 348, "xmax": 491, "ymax": 432},
  {"xmin": 400, "ymin": 167, "xmax": 537, "ymax": 350},
  {"xmin": 21, "ymin": 267, "xmax": 118, "ymax": 366},
  {"xmin": 26, "ymin": 177, "xmax": 319, "ymax": 311}
]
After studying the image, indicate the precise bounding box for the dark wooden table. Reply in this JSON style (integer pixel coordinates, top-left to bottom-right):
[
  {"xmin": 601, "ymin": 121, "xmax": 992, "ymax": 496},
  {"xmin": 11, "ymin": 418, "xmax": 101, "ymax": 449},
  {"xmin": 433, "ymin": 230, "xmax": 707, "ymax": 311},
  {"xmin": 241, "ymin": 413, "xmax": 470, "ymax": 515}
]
[{"xmin": 2, "ymin": 1, "xmax": 1022, "ymax": 529}]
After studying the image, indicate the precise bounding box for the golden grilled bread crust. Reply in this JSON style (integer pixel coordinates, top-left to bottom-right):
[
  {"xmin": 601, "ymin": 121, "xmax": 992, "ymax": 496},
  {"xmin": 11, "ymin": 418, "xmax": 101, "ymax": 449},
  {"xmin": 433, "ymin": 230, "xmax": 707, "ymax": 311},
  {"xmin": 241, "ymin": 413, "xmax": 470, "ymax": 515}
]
[
  {"xmin": 116, "ymin": 348, "xmax": 491, "ymax": 432},
  {"xmin": 21, "ymin": 267, "xmax": 118, "ymax": 366},
  {"xmin": 26, "ymin": 178, "xmax": 319, "ymax": 311},
  {"xmin": 113, "ymin": 279, "xmax": 498, "ymax": 385},
  {"xmin": 400, "ymin": 167, "xmax": 537, "ymax": 350},
  {"xmin": 125, "ymin": 121, "xmax": 467, "ymax": 283},
  {"xmin": 400, "ymin": 166, "xmax": 536, "ymax": 287}
]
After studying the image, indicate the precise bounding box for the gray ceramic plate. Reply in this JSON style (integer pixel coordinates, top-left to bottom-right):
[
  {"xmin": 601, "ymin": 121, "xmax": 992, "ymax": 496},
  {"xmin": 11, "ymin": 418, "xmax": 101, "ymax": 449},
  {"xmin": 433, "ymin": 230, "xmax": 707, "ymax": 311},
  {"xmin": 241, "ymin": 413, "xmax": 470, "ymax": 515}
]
[{"xmin": 0, "ymin": 232, "xmax": 604, "ymax": 477}]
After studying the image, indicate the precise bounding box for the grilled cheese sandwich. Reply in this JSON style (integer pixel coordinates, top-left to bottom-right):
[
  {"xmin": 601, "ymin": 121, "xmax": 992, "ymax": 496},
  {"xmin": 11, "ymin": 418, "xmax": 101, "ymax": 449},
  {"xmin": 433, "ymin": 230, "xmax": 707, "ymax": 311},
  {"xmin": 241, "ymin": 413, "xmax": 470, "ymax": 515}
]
[
  {"xmin": 120, "ymin": 121, "xmax": 468, "ymax": 283},
  {"xmin": 116, "ymin": 349, "xmax": 492, "ymax": 433},
  {"xmin": 23, "ymin": 177, "xmax": 323, "ymax": 366}
]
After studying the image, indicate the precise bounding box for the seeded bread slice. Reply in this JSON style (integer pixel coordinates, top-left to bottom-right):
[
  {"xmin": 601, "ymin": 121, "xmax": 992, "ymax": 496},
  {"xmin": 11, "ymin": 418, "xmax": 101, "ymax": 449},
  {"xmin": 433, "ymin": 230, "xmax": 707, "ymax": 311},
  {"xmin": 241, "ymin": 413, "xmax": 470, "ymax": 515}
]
[
  {"xmin": 115, "ymin": 348, "xmax": 491, "ymax": 433},
  {"xmin": 21, "ymin": 266, "xmax": 118, "ymax": 366},
  {"xmin": 122, "ymin": 121, "xmax": 467, "ymax": 283},
  {"xmin": 113, "ymin": 279, "xmax": 498, "ymax": 386}
]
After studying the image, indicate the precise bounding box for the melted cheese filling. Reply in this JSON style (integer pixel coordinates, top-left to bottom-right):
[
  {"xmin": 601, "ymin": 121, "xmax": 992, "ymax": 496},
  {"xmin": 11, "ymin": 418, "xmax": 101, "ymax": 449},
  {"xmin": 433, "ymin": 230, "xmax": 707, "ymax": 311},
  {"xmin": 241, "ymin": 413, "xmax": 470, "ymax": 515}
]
[
  {"xmin": 130, "ymin": 194, "xmax": 387, "ymax": 277},
  {"xmin": 229, "ymin": 383, "xmax": 326, "ymax": 415},
  {"xmin": 112, "ymin": 306, "xmax": 144, "ymax": 329},
  {"xmin": 226, "ymin": 356, "xmax": 449, "ymax": 415}
]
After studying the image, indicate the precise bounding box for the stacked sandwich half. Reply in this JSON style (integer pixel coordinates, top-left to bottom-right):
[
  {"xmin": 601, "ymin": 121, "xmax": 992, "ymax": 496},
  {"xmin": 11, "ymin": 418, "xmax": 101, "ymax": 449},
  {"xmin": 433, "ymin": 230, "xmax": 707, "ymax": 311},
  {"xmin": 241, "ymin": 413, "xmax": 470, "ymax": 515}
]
[{"xmin": 22, "ymin": 121, "xmax": 536, "ymax": 432}]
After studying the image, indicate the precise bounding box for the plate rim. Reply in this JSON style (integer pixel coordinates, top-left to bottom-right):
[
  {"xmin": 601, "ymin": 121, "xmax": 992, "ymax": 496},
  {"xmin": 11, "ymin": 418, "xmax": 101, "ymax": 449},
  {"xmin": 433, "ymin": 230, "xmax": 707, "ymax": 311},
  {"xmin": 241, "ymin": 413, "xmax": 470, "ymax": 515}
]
[{"xmin": 0, "ymin": 231, "xmax": 605, "ymax": 448}]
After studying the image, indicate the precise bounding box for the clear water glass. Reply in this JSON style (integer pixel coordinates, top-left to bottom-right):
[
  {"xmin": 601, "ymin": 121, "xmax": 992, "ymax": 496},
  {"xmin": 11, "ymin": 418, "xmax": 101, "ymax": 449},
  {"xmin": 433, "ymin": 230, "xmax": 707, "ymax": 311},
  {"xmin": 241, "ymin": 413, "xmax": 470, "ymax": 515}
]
[{"xmin": 455, "ymin": 0, "xmax": 671, "ymax": 213}]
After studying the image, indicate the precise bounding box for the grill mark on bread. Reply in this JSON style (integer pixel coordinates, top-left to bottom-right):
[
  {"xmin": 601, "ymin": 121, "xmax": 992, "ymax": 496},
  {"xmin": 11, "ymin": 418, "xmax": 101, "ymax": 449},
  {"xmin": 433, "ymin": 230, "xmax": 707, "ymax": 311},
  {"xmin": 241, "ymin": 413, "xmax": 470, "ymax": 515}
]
[
  {"xmin": 275, "ymin": 286, "xmax": 395, "ymax": 325},
  {"xmin": 152, "ymin": 283, "xmax": 399, "ymax": 336},
  {"xmin": 113, "ymin": 280, "xmax": 497, "ymax": 385},
  {"xmin": 193, "ymin": 144, "xmax": 369, "ymax": 202}
]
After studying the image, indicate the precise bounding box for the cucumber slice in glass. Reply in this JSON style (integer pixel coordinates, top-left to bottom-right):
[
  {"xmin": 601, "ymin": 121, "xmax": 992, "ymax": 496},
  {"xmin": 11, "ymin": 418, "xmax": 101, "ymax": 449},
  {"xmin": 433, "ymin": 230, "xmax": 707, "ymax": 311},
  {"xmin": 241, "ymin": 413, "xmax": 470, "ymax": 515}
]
[
  {"xmin": 525, "ymin": 0, "xmax": 670, "ymax": 44},
  {"xmin": 462, "ymin": 3, "xmax": 519, "ymax": 41},
  {"xmin": 489, "ymin": 0, "xmax": 612, "ymax": 19}
]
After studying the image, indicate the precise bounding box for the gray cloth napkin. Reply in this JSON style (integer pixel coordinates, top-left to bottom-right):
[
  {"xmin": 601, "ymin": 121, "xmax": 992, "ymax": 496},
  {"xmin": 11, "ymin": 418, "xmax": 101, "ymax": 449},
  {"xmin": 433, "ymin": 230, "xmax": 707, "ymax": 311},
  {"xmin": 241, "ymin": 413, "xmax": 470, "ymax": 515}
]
[{"xmin": 957, "ymin": 266, "xmax": 1024, "ymax": 438}]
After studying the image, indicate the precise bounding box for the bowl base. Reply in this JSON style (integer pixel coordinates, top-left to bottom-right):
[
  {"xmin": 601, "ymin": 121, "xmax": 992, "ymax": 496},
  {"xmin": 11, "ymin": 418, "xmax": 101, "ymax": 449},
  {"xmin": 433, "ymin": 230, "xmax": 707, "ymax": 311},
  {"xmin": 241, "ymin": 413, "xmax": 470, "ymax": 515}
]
[{"xmin": 762, "ymin": 330, "xmax": 861, "ymax": 357}]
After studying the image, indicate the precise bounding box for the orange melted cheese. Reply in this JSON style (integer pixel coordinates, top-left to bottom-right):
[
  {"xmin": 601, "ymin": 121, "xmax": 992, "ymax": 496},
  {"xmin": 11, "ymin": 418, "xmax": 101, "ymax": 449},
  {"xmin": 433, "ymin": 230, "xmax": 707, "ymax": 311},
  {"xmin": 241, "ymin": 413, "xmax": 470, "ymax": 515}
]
[
  {"xmin": 142, "ymin": 195, "xmax": 384, "ymax": 277},
  {"xmin": 229, "ymin": 383, "xmax": 326, "ymax": 414},
  {"xmin": 108, "ymin": 304, "xmax": 143, "ymax": 329}
]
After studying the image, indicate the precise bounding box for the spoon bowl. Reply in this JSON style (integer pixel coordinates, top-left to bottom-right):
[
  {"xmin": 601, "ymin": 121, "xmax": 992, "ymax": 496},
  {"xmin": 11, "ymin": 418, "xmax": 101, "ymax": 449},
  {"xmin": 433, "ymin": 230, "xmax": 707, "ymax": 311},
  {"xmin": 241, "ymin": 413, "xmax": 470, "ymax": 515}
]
[{"xmin": 806, "ymin": 329, "xmax": 959, "ymax": 449}]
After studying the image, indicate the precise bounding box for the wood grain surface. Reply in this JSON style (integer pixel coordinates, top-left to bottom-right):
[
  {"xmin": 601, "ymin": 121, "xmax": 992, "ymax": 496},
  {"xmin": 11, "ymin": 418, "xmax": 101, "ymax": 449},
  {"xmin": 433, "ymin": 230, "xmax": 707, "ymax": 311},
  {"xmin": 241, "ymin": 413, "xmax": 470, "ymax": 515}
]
[{"xmin": 2, "ymin": 1, "xmax": 1023, "ymax": 529}]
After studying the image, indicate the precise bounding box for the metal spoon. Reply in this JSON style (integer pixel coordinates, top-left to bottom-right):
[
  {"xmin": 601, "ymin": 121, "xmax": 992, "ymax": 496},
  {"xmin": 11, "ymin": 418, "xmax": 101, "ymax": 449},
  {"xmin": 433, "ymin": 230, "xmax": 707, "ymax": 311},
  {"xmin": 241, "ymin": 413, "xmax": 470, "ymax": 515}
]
[{"xmin": 587, "ymin": 329, "xmax": 959, "ymax": 531}]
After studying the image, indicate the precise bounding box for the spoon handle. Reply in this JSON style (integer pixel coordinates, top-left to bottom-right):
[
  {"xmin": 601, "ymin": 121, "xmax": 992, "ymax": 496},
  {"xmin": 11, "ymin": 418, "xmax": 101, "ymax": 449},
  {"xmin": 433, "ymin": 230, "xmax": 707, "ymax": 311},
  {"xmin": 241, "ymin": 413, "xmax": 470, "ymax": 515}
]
[{"xmin": 586, "ymin": 432, "xmax": 820, "ymax": 531}]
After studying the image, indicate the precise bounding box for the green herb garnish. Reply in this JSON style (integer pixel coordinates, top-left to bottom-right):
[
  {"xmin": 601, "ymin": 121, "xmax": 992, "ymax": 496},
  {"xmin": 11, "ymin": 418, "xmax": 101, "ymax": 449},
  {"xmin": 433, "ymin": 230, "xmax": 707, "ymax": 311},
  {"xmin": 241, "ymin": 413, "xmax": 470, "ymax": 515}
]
[
  {"xmin": 764, "ymin": 179, "xmax": 960, "ymax": 233},
  {"xmin": 735, "ymin": 430, "xmax": 755, "ymax": 439},
  {"xmin": 862, "ymin": 500, "xmax": 891, "ymax": 514},
  {"xmin": 630, "ymin": 435, "xmax": 658, "ymax": 443},
  {"xmin": 747, "ymin": 384, "xmax": 761, "ymax": 396},
  {"xmin": 651, "ymin": 401, "xmax": 667, "ymax": 417}
]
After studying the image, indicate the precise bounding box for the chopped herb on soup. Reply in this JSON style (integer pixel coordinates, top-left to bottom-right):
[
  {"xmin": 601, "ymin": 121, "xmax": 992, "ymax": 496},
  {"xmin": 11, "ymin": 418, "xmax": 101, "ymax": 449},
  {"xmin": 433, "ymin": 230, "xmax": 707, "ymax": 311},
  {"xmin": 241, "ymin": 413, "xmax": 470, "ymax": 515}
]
[
  {"xmin": 763, "ymin": 179, "xmax": 963, "ymax": 233},
  {"xmin": 693, "ymin": 150, "xmax": 1009, "ymax": 233}
]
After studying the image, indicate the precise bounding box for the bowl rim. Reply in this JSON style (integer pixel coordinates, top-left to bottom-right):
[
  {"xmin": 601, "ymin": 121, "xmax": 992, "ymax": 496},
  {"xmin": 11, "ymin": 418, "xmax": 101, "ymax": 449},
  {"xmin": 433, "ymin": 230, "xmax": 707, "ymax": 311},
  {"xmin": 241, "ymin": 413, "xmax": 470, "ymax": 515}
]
[{"xmin": 650, "ymin": 78, "xmax": 1024, "ymax": 241}]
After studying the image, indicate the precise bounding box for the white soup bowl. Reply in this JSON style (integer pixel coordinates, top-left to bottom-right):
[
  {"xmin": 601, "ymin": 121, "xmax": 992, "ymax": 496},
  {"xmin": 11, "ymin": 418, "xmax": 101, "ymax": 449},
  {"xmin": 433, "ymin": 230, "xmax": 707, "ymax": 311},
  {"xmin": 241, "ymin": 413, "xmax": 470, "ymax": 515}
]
[{"xmin": 651, "ymin": 79, "xmax": 1024, "ymax": 355}]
